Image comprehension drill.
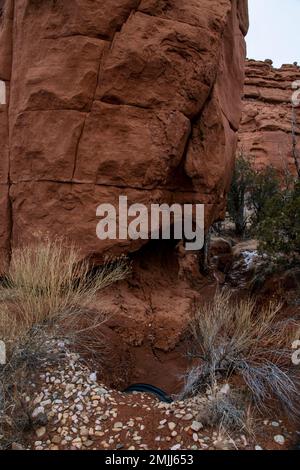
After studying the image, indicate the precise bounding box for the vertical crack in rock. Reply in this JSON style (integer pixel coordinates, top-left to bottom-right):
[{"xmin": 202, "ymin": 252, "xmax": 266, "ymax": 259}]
[
  {"xmin": 71, "ymin": 1, "xmax": 143, "ymax": 182},
  {"xmin": 0, "ymin": 0, "xmax": 14, "ymax": 273}
]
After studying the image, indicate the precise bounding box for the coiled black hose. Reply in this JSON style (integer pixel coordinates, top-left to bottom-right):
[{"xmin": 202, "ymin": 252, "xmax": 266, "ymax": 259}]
[{"xmin": 123, "ymin": 383, "xmax": 173, "ymax": 403}]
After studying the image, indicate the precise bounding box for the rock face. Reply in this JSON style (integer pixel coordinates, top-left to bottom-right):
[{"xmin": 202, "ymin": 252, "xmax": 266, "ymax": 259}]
[
  {"xmin": 0, "ymin": 0, "xmax": 248, "ymax": 273},
  {"xmin": 239, "ymin": 59, "xmax": 300, "ymax": 175}
]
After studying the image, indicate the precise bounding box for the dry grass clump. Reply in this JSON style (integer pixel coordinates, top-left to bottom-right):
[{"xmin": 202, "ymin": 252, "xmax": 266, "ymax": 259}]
[
  {"xmin": 182, "ymin": 291, "xmax": 300, "ymax": 421},
  {"xmin": 0, "ymin": 238, "xmax": 130, "ymax": 448},
  {"xmin": 197, "ymin": 385, "xmax": 252, "ymax": 434},
  {"xmin": 1, "ymin": 240, "xmax": 129, "ymax": 328}
]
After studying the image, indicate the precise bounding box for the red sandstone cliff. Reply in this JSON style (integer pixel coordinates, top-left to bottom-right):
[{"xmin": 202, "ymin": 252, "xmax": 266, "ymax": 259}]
[
  {"xmin": 0, "ymin": 1, "xmax": 248, "ymax": 273},
  {"xmin": 239, "ymin": 59, "xmax": 300, "ymax": 176}
]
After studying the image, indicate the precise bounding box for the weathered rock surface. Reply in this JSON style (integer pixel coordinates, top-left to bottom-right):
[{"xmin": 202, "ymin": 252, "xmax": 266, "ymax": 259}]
[
  {"xmin": 239, "ymin": 59, "xmax": 300, "ymax": 175},
  {"xmin": 0, "ymin": 0, "xmax": 247, "ymax": 273}
]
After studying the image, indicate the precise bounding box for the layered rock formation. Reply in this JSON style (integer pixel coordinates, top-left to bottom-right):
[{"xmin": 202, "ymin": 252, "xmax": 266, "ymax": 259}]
[
  {"xmin": 239, "ymin": 59, "xmax": 300, "ymax": 175},
  {"xmin": 0, "ymin": 0, "xmax": 248, "ymax": 273}
]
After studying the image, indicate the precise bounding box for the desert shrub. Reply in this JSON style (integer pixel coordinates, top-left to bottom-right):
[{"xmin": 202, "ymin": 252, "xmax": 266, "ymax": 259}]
[
  {"xmin": 256, "ymin": 180, "xmax": 300, "ymax": 258},
  {"xmin": 247, "ymin": 165, "xmax": 280, "ymax": 227},
  {"xmin": 0, "ymin": 238, "xmax": 130, "ymax": 447},
  {"xmin": 227, "ymin": 152, "xmax": 253, "ymax": 236},
  {"xmin": 182, "ymin": 291, "xmax": 299, "ymax": 418},
  {"xmin": 227, "ymin": 152, "xmax": 281, "ymax": 237}
]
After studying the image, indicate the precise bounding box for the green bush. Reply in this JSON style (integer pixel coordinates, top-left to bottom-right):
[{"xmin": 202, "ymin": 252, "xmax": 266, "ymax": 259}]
[
  {"xmin": 257, "ymin": 180, "xmax": 300, "ymax": 257},
  {"xmin": 248, "ymin": 165, "xmax": 280, "ymax": 227},
  {"xmin": 227, "ymin": 152, "xmax": 253, "ymax": 236}
]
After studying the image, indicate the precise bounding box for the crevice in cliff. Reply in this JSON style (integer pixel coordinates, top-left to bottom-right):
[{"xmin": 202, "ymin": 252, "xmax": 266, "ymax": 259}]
[
  {"xmin": 70, "ymin": 2, "xmax": 149, "ymax": 182},
  {"xmin": 14, "ymin": 108, "xmax": 89, "ymax": 115},
  {"xmin": 173, "ymin": 77, "xmax": 217, "ymax": 189},
  {"xmin": 6, "ymin": 0, "xmax": 16, "ymax": 265},
  {"xmin": 113, "ymin": 0, "xmax": 143, "ymax": 34},
  {"xmin": 98, "ymin": 96, "xmax": 151, "ymax": 111},
  {"xmin": 136, "ymin": 7, "xmax": 222, "ymax": 32},
  {"xmin": 71, "ymin": 116, "xmax": 87, "ymax": 181},
  {"xmin": 71, "ymin": 39, "xmax": 107, "ymax": 182},
  {"xmin": 9, "ymin": 178, "xmax": 219, "ymax": 197},
  {"xmin": 45, "ymin": 32, "xmax": 111, "ymax": 42},
  {"xmin": 224, "ymin": 111, "xmax": 239, "ymax": 133}
]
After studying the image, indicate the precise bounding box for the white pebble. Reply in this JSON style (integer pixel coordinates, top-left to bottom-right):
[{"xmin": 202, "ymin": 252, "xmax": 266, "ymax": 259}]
[{"xmin": 274, "ymin": 435, "xmax": 285, "ymax": 445}]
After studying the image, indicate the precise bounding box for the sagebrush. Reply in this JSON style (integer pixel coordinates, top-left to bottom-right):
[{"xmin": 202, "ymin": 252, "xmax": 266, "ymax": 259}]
[{"xmin": 182, "ymin": 291, "xmax": 300, "ymax": 419}]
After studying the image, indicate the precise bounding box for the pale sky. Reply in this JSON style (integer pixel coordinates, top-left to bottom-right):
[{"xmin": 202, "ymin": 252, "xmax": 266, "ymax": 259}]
[{"xmin": 247, "ymin": 0, "xmax": 300, "ymax": 68}]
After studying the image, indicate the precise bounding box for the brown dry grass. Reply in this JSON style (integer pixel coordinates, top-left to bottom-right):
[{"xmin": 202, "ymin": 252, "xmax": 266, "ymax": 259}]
[{"xmin": 0, "ymin": 238, "xmax": 130, "ymax": 447}]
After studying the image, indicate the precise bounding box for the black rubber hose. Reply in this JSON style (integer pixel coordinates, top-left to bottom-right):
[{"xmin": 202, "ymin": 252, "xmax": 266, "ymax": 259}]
[{"xmin": 123, "ymin": 383, "xmax": 173, "ymax": 403}]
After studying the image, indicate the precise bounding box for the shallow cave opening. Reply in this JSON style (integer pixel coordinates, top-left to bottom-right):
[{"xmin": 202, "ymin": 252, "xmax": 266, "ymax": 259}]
[{"xmin": 73, "ymin": 237, "xmax": 204, "ymax": 399}]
